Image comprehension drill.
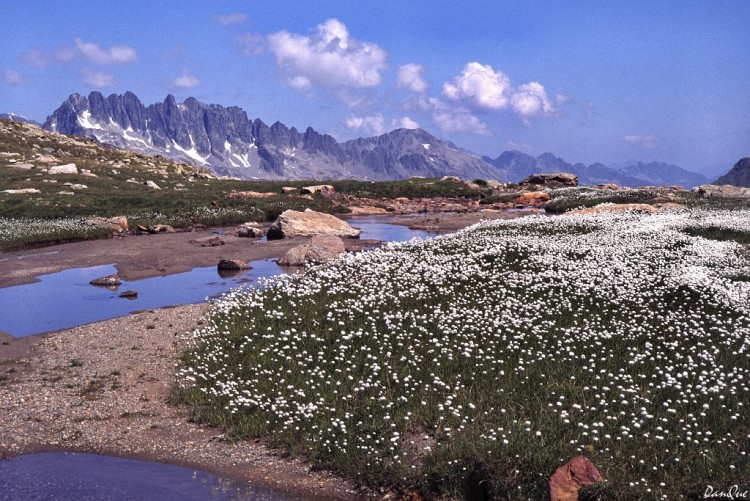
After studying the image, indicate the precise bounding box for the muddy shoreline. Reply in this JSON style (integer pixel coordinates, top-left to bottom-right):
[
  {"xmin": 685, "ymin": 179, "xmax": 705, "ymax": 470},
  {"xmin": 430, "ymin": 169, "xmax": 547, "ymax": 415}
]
[{"xmin": 0, "ymin": 209, "xmax": 537, "ymax": 499}]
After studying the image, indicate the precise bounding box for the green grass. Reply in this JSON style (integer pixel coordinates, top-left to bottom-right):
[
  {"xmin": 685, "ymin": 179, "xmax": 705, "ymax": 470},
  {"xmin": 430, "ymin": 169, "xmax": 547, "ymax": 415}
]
[{"xmin": 174, "ymin": 210, "xmax": 750, "ymax": 499}]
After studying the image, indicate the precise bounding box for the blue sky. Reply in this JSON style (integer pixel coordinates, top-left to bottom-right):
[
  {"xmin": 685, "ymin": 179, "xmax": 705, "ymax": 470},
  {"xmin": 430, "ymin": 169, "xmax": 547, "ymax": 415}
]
[{"xmin": 2, "ymin": 1, "xmax": 749, "ymax": 177}]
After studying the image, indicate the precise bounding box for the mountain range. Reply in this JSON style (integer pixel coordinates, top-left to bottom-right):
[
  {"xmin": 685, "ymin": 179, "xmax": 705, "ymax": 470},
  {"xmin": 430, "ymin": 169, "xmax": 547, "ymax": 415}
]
[{"xmin": 40, "ymin": 91, "xmax": 709, "ymax": 186}]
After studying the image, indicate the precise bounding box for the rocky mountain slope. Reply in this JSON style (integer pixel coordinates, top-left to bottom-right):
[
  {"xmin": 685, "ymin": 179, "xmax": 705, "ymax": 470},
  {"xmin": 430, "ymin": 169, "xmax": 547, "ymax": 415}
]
[
  {"xmin": 42, "ymin": 91, "xmax": 707, "ymax": 186},
  {"xmin": 43, "ymin": 92, "xmax": 496, "ymax": 181},
  {"xmin": 714, "ymin": 157, "xmax": 750, "ymax": 187}
]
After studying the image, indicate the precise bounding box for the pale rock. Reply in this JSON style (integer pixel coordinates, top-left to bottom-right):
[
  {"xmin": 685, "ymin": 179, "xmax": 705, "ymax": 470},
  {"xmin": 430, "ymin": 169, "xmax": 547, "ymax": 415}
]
[
  {"xmin": 267, "ymin": 209, "xmax": 360, "ymax": 240},
  {"xmin": 48, "ymin": 163, "xmax": 78, "ymax": 175}
]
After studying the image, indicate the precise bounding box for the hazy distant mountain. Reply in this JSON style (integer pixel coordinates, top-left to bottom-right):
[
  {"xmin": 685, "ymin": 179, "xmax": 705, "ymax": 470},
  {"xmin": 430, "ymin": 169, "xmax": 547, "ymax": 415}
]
[
  {"xmin": 0, "ymin": 113, "xmax": 40, "ymax": 126},
  {"xmin": 621, "ymin": 161, "xmax": 708, "ymax": 187},
  {"xmin": 43, "ymin": 91, "xmax": 496, "ymax": 181},
  {"xmin": 715, "ymin": 157, "xmax": 750, "ymax": 187},
  {"xmin": 484, "ymin": 151, "xmax": 707, "ymax": 188}
]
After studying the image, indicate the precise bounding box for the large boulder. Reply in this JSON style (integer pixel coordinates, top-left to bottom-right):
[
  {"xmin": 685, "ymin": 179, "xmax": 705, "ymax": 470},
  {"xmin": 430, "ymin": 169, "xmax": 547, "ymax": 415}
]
[
  {"xmin": 514, "ymin": 191, "xmax": 550, "ymax": 206},
  {"xmin": 301, "ymin": 184, "xmax": 335, "ymax": 196},
  {"xmin": 278, "ymin": 234, "xmax": 346, "ymax": 266},
  {"xmin": 267, "ymin": 209, "xmax": 360, "ymax": 240},
  {"xmin": 693, "ymin": 184, "xmax": 750, "ymax": 199},
  {"xmin": 549, "ymin": 456, "xmax": 603, "ymax": 501},
  {"xmin": 48, "ymin": 163, "xmax": 78, "ymax": 175},
  {"xmin": 521, "ymin": 173, "xmax": 578, "ymax": 188}
]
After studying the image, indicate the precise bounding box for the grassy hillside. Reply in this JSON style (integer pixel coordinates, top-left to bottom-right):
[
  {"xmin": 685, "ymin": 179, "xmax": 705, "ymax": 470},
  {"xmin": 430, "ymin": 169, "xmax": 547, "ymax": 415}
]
[{"xmin": 0, "ymin": 120, "xmax": 486, "ymax": 250}]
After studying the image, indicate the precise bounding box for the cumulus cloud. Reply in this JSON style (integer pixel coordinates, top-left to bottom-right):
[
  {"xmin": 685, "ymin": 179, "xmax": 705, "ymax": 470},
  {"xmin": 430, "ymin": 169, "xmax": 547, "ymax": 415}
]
[
  {"xmin": 345, "ymin": 114, "xmax": 387, "ymax": 136},
  {"xmin": 399, "ymin": 116, "xmax": 420, "ymax": 129},
  {"xmin": 236, "ymin": 32, "xmax": 264, "ymax": 56},
  {"xmin": 2, "ymin": 69, "xmax": 28, "ymax": 85},
  {"xmin": 267, "ymin": 18, "xmax": 387, "ymax": 91},
  {"xmin": 345, "ymin": 114, "xmax": 421, "ymax": 135},
  {"xmin": 173, "ymin": 69, "xmax": 200, "ymax": 88},
  {"xmin": 429, "ymin": 97, "xmax": 489, "ymax": 135},
  {"xmin": 443, "ymin": 62, "xmax": 512, "ymax": 110},
  {"xmin": 74, "ymin": 39, "xmax": 137, "ymax": 65},
  {"xmin": 397, "ymin": 63, "xmax": 428, "ymax": 94},
  {"xmin": 442, "ymin": 62, "xmax": 563, "ymax": 123},
  {"xmin": 214, "ymin": 13, "xmax": 248, "ymax": 25},
  {"xmin": 625, "ymin": 135, "xmax": 661, "ymax": 149},
  {"xmin": 81, "ymin": 68, "xmax": 114, "ymax": 87}
]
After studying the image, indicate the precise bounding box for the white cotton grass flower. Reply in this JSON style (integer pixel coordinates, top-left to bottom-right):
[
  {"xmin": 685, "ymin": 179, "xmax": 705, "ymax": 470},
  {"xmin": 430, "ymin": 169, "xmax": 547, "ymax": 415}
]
[{"xmin": 176, "ymin": 207, "xmax": 750, "ymax": 498}]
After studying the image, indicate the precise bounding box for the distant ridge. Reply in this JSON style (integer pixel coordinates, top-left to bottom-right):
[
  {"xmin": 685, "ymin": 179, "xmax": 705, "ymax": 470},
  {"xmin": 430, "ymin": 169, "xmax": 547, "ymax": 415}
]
[
  {"xmin": 40, "ymin": 91, "xmax": 707, "ymax": 186},
  {"xmin": 714, "ymin": 157, "xmax": 750, "ymax": 187}
]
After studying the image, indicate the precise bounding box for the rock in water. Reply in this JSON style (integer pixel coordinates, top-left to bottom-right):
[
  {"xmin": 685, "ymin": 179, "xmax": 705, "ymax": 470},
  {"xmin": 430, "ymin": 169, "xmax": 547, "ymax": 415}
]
[
  {"xmin": 90, "ymin": 275, "xmax": 121, "ymax": 287},
  {"xmin": 267, "ymin": 209, "xmax": 360, "ymax": 240},
  {"xmin": 278, "ymin": 235, "xmax": 346, "ymax": 266},
  {"xmin": 278, "ymin": 244, "xmax": 311, "ymax": 266},
  {"xmin": 118, "ymin": 290, "xmax": 138, "ymax": 298},
  {"xmin": 217, "ymin": 259, "xmax": 251, "ymax": 270},
  {"xmin": 306, "ymin": 234, "xmax": 345, "ymax": 264},
  {"xmin": 549, "ymin": 456, "xmax": 603, "ymax": 501}
]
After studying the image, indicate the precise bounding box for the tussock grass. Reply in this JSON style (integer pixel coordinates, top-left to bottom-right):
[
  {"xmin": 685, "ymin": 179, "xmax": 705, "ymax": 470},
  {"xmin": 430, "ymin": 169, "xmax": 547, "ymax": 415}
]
[{"xmin": 175, "ymin": 208, "xmax": 750, "ymax": 499}]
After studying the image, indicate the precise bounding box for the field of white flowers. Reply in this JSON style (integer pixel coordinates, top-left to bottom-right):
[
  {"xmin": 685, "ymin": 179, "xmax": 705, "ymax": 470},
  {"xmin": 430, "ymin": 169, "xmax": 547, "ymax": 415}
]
[{"xmin": 176, "ymin": 208, "xmax": 750, "ymax": 499}]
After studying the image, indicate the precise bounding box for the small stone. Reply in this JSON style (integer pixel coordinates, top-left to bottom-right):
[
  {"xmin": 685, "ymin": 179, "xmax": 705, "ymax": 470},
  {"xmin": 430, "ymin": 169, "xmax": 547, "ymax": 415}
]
[
  {"xmin": 217, "ymin": 259, "xmax": 251, "ymax": 271},
  {"xmin": 90, "ymin": 275, "xmax": 121, "ymax": 287},
  {"xmin": 118, "ymin": 290, "xmax": 138, "ymax": 298}
]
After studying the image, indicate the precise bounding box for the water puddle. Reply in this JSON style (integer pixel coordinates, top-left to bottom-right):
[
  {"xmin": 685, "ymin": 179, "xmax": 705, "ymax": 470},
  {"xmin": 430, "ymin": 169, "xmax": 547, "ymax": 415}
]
[
  {"xmin": 0, "ymin": 452, "xmax": 311, "ymax": 500},
  {"xmin": 0, "ymin": 220, "xmax": 437, "ymax": 338},
  {"xmin": 0, "ymin": 259, "xmax": 289, "ymax": 338}
]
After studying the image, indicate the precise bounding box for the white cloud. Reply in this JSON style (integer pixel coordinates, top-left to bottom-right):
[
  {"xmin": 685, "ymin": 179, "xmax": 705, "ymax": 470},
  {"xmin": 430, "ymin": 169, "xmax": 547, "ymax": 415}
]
[
  {"xmin": 2, "ymin": 69, "xmax": 28, "ymax": 85},
  {"xmin": 625, "ymin": 135, "xmax": 661, "ymax": 149},
  {"xmin": 345, "ymin": 114, "xmax": 420, "ymax": 135},
  {"xmin": 443, "ymin": 62, "xmax": 512, "ymax": 110},
  {"xmin": 397, "ymin": 63, "xmax": 428, "ymax": 94},
  {"xmin": 214, "ymin": 13, "xmax": 248, "ymax": 25},
  {"xmin": 399, "ymin": 116, "xmax": 420, "ymax": 129},
  {"xmin": 173, "ymin": 69, "xmax": 200, "ymax": 88},
  {"xmin": 236, "ymin": 32, "xmax": 264, "ymax": 56},
  {"xmin": 442, "ymin": 61, "xmax": 562, "ymax": 122},
  {"xmin": 81, "ymin": 68, "xmax": 114, "ymax": 87},
  {"xmin": 267, "ymin": 18, "xmax": 387, "ymax": 91},
  {"xmin": 429, "ymin": 97, "xmax": 489, "ymax": 135},
  {"xmin": 74, "ymin": 39, "xmax": 137, "ymax": 65},
  {"xmin": 345, "ymin": 114, "xmax": 387, "ymax": 136}
]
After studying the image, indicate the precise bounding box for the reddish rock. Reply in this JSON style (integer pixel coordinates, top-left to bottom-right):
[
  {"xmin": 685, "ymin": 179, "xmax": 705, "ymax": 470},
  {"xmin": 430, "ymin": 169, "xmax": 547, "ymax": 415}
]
[
  {"xmin": 549, "ymin": 456, "xmax": 603, "ymax": 501},
  {"xmin": 514, "ymin": 191, "xmax": 550, "ymax": 206}
]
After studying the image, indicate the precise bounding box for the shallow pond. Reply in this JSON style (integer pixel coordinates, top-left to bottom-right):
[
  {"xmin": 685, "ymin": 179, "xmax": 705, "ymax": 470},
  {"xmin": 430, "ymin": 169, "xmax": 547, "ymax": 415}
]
[
  {"xmin": 0, "ymin": 452, "xmax": 311, "ymax": 501},
  {"xmin": 0, "ymin": 219, "xmax": 437, "ymax": 338}
]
